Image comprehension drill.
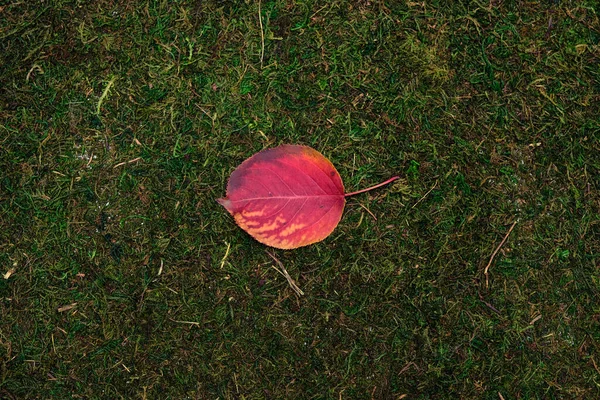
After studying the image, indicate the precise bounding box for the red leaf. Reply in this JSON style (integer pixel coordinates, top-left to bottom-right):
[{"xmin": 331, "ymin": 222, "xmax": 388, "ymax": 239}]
[{"xmin": 218, "ymin": 145, "xmax": 398, "ymax": 249}]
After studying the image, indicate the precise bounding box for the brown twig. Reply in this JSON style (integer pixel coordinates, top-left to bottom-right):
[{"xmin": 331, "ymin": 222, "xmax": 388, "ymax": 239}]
[
  {"xmin": 591, "ymin": 357, "xmax": 600, "ymax": 376},
  {"xmin": 484, "ymin": 221, "xmax": 518, "ymax": 288},
  {"xmin": 478, "ymin": 292, "xmax": 501, "ymax": 315},
  {"xmin": 266, "ymin": 250, "xmax": 304, "ymax": 296},
  {"xmin": 411, "ymin": 179, "xmax": 438, "ymax": 209},
  {"xmin": 357, "ymin": 203, "xmax": 377, "ymax": 220}
]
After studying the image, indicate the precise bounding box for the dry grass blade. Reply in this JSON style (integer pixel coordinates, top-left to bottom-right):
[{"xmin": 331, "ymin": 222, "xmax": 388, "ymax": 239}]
[
  {"xmin": 484, "ymin": 221, "xmax": 518, "ymax": 288},
  {"xmin": 266, "ymin": 250, "xmax": 304, "ymax": 296},
  {"xmin": 258, "ymin": 0, "xmax": 265, "ymax": 68},
  {"xmin": 220, "ymin": 241, "xmax": 231, "ymax": 269},
  {"xmin": 113, "ymin": 157, "xmax": 142, "ymax": 169},
  {"xmin": 57, "ymin": 303, "xmax": 77, "ymax": 313},
  {"xmin": 169, "ymin": 319, "xmax": 200, "ymax": 326},
  {"xmin": 411, "ymin": 179, "xmax": 438, "ymax": 209}
]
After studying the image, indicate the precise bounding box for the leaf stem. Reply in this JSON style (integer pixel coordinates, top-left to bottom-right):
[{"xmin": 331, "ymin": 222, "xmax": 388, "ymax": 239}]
[{"xmin": 344, "ymin": 176, "xmax": 400, "ymax": 198}]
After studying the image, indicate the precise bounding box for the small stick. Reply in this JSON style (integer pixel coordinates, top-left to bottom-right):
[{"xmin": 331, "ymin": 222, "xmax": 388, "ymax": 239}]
[
  {"xmin": 345, "ymin": 176, "xmax": 399, "ymax": 198},
  {"xmin": 484, "ymin": 221, "xmax": 518, "ymax": 288},
  {"xmin": 591, "ymin": 357, "xmax": 600, "ymax": 376},
  {"xmin": 411, "ymin": 179, "xmax": 438, "ymax": 209},
  {"xmin": 267, "ymin": 251, "xmax": 304, "ymax": 296},
  {"xmin": 357, "ymin": 203, "xmax": 377, "ymax": 220},
  {"xmin": 478, "ymin": 292, "xmax": 501, "ymax": 314}
]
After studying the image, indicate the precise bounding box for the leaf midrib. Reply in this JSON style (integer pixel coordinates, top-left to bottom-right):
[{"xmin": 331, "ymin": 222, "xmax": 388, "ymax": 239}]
[{"xmin": 230, "ymin": 194, "xmax": 343, "ymax": 203}]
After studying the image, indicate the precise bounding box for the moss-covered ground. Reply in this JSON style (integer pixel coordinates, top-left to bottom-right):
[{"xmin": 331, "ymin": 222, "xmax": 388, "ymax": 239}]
[{"xmin": 1, "ymin": 1, "xmax": 599, "ymax": 398}]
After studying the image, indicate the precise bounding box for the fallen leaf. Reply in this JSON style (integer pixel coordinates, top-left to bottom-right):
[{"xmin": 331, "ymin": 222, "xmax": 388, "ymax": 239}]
[{"xmin": 217, "ymin": 144, "xmax": 398, "ymax": 249}]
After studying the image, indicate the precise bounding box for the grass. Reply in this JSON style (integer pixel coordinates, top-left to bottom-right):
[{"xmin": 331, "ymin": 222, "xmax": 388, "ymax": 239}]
[{"xmin": 1, "ymin": 0, "xmax": 599, "ymax": 398}]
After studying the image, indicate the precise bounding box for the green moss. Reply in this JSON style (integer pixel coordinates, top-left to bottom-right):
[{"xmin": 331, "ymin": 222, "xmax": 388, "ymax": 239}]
[{"xmin": 1, "ymin": 0, "xmax": 599, "ymax": 398}]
